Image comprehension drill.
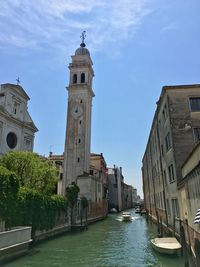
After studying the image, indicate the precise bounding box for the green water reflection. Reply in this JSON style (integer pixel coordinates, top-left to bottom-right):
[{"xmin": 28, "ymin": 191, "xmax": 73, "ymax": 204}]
[{"xmin": 4, "ymin": 210, "xmax": 190, "ymax": 267}]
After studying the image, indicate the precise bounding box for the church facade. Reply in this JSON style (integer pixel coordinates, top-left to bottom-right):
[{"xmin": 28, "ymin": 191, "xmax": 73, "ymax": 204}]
[{"xmin": 0, "ymin": 83, "xmax": 38, "ymax": 155}]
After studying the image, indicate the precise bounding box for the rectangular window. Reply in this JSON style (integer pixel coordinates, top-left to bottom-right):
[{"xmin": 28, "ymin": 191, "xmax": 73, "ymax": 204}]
[
  {"xmin": 55, "ymin": 161, "xmax": 62, "ymax": 166},
  {"xmin": 171, "ymin": 198, "xmax": 179, "ymax": 218},
  {"xmin": 161, "ymin": 144, "xmax": 164, "ymax": 157},
  {"xmin": 162, "ymin": 104, "xmax": 168, "ymax": 121},
  {"xmin": 193, "ymin": 128, "xmax": 200, "ymax": 142},
  {"xmin": 25, "ymin": 140, "xmax": 31, "ymax": 150},
  {"xmin": 189, "ymin": 97, "xmax": 200, "ymax": 111},
  {"xmin": 160, "ymin": 192, "xmax": 163, "ymax": 210},
  {"xmin": 163, "ymin": 170, "xmax": 167, "ymax": 186},
  {"xmin": 165, "ymin": 132, "xmax": 172, "ymax": 151},
  {"xmin": 166, "ymin": 199, "xmax": 171, "ymax": 217},
  {"xmin": 162, "ymin": 109, "xmax": 165, "ymax": 120},
  {"xmin": 154, "ymin": 135, "xmax": 157, "ymax": 154},
  {"xmin": 13, "ymin": 102, "xmax": 19, "ymax": 115},
  {"xmin": 168, "ymin": 164, "xmax": 175, "ymax": 183},
  {"xmin": 157, "ymin": 193, "xmax": 160, "ymax": 209},
  {"xmin": 98, "ymin": 183, "xmax": 101, "ymax": 193}
]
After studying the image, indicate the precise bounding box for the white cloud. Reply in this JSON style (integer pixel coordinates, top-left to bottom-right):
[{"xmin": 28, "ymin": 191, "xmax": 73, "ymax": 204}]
[
  {"xmin": 161, "ymin": 22, "xmax": 177, "ymax": 33},
  {"xmin": 0, "ymin": 0, "xmax": 152, "ymax": 55}
]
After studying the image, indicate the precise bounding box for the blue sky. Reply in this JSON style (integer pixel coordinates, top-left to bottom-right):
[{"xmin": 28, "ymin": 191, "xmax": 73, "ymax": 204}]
[{"xmin": 0, "ymin": 0, "xmax": 200, "ymax": 196}]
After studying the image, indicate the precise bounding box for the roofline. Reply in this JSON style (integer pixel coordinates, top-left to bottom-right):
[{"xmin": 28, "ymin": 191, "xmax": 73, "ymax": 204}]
[
  {"xmin": 48, "ymin": 152, "xmax": 106, "ymax": 161},
  {"xmin": 49, "ymin": 156, "xmax": 64, "ymax": 160},
  {"xmin": 163, "ymin": 84, "xmax": 200, "ymax": 90},
  {"xmin": 142, "ymin": 83, "xmax": 200, "ymax": 162},
  {"xmin": 91, "ymin": 153, "xmax": 102, "ymax": 156},
  {"xmin": 182, "ymin": 141, "xmax": 200, "ymax": 169},
  {"xmin": 1, "ymin": 83, "xmax": 30, "ymax": 100}
]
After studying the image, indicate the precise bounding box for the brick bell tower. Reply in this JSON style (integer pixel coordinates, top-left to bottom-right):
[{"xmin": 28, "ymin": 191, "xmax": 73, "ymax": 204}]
[{"xmin": 63, "ymin": 31, "xmax": 95, "ymax": 194}]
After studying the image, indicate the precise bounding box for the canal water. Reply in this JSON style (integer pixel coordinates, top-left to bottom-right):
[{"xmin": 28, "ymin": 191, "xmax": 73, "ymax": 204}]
[{"xmin": 4, "ymin": 210, "xmax": 192, "ymax": 267}]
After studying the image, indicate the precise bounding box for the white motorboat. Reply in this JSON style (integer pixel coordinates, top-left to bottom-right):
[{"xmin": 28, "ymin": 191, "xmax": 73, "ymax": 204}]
[
  {"xmin": 110, "ymin": 208, "xmax": 118, "ymax": 213},
  {"xmin": 122, "ymin": 212, "xmax": 132, "ymax": 221},
  {"xmin": 151, "ymin": 237, "xmax": 182, "ymax": 255}
]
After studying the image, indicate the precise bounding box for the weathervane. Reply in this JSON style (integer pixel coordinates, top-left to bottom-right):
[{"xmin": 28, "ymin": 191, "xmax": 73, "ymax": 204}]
[
  {"xmin": 80, "ymin": 31, "xmax": 86, "ymax": 47},
  {"xmin": 16, "ymin": 77, "xmax": 20, "ymax": 85}
]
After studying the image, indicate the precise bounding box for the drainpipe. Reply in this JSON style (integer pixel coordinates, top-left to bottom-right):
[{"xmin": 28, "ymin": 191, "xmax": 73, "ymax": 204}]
[
  {"xmin": 143, "ymin": 159, "xmax": 151, "ymax": 216},
  {"xmin": 149, "ymin": 142, "xmax": 158, "ymax": 217},
  {"xmin": 156, "ymin": 117, "xmax": 168, "ymax": 227}
]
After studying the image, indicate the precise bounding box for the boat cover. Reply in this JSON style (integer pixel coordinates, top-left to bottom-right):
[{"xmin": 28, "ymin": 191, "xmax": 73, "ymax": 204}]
[{"xmin": 194, "ymin": 208, "xmax": 200, "ymax": 224}]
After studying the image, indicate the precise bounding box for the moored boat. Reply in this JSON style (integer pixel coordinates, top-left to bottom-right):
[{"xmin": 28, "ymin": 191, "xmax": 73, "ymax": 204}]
[
  {"xmin": 122, "ymin": 212, "xmax": 132, "ymax": 221},
  {"xmin": 140, "ymin": 209, "xmax": 146, "ymax": 215},
  {"xmin": 135, "ymin": 208, "xmax": 141, "ymax": 214},
  {"xmin": 151, "ymin": 237, "xmax": 182, "ymax": 255}
]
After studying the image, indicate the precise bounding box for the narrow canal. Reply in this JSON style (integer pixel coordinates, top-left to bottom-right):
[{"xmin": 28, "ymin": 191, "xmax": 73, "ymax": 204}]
[{"xmin": 4, "ymin": 210, "xmax": 190, "ymax": 267}]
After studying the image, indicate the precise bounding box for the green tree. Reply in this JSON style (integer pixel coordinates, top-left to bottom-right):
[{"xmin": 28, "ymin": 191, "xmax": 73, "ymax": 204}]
[
  {"xmin": 0, "ymin": 166, "xmax": 19, "ymax": 227},
  {"xmin": 66, "ymin": 182, "xmax": 80, "ymax": 225},
  {"xmin": 0, "ymin": 151, "xmax": 57, "ymax": 194}
]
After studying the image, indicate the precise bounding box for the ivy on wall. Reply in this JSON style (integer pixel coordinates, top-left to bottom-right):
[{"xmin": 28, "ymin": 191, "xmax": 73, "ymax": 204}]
[
  {"xmin": 0, "ymin": 166, "xmax": 19, "ymax": 227},
  {"xmin": 16, "ymin": 188, "xmax": 67, "ymax": 237}
]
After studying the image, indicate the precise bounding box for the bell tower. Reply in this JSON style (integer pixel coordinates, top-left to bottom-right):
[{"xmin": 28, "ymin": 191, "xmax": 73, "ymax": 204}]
[{"xmin": 63, "ymin": 32, "xmax": 95, "ymax": 193}]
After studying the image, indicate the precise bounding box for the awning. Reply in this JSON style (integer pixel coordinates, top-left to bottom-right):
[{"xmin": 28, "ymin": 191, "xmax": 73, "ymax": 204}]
[{"xmin": 194, "ymin": 208, "xmax": 200, "ymax": 224}]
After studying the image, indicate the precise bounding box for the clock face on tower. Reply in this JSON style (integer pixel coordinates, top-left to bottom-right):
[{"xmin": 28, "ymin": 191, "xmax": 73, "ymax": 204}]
[{"xmin": 71, "ymin": 104, "xmax": 83, "ymax": 118}]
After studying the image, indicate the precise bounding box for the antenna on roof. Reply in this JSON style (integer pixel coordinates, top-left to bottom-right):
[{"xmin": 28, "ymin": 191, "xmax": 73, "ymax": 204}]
[{"xmin": 49, "ymin": 145, "xmax": 53, "ymax": 157}]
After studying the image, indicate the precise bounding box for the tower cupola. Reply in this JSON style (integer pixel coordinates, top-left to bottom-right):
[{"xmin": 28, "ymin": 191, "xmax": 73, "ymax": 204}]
[{"xmin": 75, "ymin": 30, "xmax": 90, "ymax": 56}]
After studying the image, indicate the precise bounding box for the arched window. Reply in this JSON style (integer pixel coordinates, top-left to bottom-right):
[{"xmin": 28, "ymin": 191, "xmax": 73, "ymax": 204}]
[
  {"xmin": 73, "ymin": 74, "xmax": 77, "ymax": 84},
  {"xmin": 81, "ymin": 73, "xmax": 85, "ymax": 83}
]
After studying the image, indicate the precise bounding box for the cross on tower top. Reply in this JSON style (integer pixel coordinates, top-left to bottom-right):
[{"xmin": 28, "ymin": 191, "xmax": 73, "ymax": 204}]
[
  {"xmin": 16, "ymin": 77, "xmax": 20, "ymax": 85},
  {"xmin": 80, "ymin": 31, "xmax": 86, "ymax": 47}
]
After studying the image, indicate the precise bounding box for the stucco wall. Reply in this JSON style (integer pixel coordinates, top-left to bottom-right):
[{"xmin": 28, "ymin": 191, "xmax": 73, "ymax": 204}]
[{"xmin": 0, "ymin": 227, "xmax": 32, "ymax": 250}]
